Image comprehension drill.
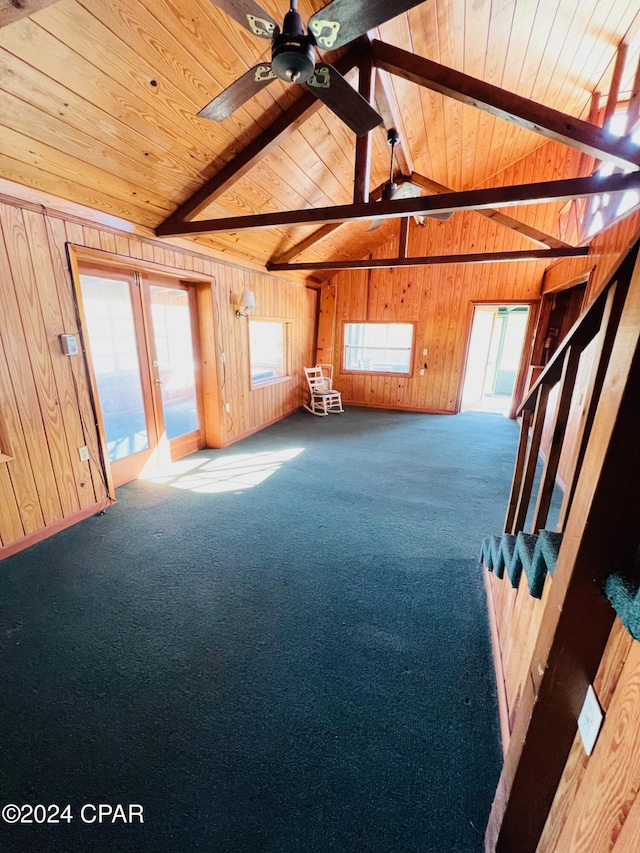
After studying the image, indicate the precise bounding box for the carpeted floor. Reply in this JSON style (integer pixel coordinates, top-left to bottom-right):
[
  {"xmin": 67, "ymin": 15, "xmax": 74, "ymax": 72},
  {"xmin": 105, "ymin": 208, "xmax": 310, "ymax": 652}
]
[{"xmin": 0, "ymin": 408, "xmax": 519, "ymax": 852}]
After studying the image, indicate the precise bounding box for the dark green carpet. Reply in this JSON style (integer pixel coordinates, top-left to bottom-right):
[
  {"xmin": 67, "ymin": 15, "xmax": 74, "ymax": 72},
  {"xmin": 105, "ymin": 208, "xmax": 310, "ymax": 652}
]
[{"xmin": 0, "ymin": 409, "xmax": 518, "ymax": 853}]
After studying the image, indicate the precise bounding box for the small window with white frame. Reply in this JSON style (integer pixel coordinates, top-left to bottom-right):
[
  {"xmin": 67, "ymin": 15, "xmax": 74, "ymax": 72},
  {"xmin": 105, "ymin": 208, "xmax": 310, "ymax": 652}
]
[
  {"xmin": 249, "ymin": 319, "xmax": 289, "ymax": 386},
  {"xmin": 343, "ymin": 322, "xmax": 415, "ymax": 375}
]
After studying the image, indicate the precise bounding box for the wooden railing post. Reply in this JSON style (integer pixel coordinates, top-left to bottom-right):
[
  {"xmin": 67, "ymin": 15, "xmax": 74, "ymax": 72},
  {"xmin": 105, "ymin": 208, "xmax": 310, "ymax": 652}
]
[
  {"xmin": 504, "ymin": 408, "xmax": 532, "ymax": 532},
  {"xmin": 557, "ymin": 282, "xmax": 621, "ymax": 530},
  {"xmin": 510, "ymin": 384, "xmax": 550, "ymax": 533},
  {"xmin": 529, "ymin": 345, "xmax": 582, "ymax": 533}
]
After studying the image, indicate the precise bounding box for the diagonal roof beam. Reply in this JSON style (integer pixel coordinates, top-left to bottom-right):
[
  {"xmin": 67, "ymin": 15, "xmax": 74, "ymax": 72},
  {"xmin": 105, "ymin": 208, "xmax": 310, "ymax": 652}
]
[
  {"xmin": 0, "ymin": 0, "xmax": 60, "ymax": 27},
  {"xmin": 273, "ymin": 224, "xmax": 345, "ymax": 265},
  {"xmin": 409, "ymin": 172, "xmax": 573, "ymax": 249},
  {"xmin": 371, "ymin": 40, "xmax": 640, "ymax": 170},
  {"xmin": 159, "ymin": 45, "xmax": 368, "ymax": 230},
  {"xmin": 374, "ymin": 69, "xmax": 413, "ymax": 175},
  {"xmin": 269, "ymin": 179, "xmax": 392, "ymax": 265},
  {"xmin": 155, "ymin": 171, "xmax": 640, "ymax": 236},
  {"xmin": 267, "ymin": 247, "xmax": 589, "ymax": 273}
]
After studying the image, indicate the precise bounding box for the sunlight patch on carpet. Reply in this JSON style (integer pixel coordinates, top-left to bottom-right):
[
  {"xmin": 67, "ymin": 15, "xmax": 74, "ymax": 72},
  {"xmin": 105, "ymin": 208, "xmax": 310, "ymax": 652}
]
[{"xmin": 140, "ymin": 448, "xmax": 305, "ymax": 493}]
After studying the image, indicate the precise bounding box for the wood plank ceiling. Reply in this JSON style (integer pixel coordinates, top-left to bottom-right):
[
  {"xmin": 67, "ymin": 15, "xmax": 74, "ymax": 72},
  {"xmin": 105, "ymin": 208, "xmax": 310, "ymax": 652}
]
[{"xmin": 0, "ymin": 0, "xmax": 638, "ymax": 282}]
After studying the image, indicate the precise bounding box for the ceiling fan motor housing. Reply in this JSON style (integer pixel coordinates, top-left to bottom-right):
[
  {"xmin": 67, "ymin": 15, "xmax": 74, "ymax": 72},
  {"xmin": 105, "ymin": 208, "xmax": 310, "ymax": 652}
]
[{"xmin": 272, "ymin": 9, "xmax": 316, "ymax": 83}]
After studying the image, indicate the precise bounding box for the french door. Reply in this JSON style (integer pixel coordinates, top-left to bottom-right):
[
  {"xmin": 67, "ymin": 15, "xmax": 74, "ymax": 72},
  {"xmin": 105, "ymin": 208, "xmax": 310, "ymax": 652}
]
[{"xmin": 78, "ymin": 265, "xmax": 204, "ymax": 487}]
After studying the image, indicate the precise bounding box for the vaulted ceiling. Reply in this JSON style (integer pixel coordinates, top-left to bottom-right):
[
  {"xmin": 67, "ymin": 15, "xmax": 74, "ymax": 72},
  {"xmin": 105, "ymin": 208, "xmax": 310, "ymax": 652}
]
[{"xmin": 0, "ymin": 0, "xmax": 639, "ymax": 283}]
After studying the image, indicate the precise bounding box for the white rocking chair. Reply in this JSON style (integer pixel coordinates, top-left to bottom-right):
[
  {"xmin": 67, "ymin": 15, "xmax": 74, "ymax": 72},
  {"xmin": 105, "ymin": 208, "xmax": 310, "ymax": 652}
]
[{"xmin": 303, "ymin": 364, "xmax": 344, "ymax": 416}]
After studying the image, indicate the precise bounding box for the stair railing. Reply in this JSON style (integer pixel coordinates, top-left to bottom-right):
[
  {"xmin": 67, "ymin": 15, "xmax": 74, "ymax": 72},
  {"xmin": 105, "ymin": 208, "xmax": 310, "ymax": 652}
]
[{"xmin": 504, "ymin": 245, "xmax": 637, "ymax": 536}]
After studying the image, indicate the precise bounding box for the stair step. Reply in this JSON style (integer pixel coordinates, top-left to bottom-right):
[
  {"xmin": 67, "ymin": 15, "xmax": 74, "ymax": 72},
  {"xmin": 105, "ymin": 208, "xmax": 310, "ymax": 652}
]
[
  {"xmin": 536, "ymin": 531, "xmax": 563, "ymax": 578},
  {"xmin": 508, "ymin": 532, "xmax": 538, "ymax": 590},
  {"xmin": 481, "ymin": 530, "xmax": 564, "ymax": 600},
  {"xmin": 604, "ymin": 573, "xmax": 640, "ymax": 641}
]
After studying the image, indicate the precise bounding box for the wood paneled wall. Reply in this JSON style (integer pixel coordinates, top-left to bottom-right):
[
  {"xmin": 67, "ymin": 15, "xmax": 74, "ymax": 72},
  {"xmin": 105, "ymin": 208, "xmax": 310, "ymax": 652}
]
[
  {"xmin": 323, "ymin": 212, "xmax": 545, "ymax": 412},
  {"xmin": 538, "ymin": 623, "xmax": 640, "ymax": 852},
  {"xmin": 318, "ymin": 138, "xmax": 600, "ymax": 412},
  {"xmin": 0, "ymin": 193, "xmax": 316, "ymax": 558}
]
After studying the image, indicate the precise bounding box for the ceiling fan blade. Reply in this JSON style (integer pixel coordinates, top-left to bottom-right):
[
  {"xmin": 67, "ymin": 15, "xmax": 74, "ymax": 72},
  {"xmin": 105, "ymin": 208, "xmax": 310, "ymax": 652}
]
[
  {"xmin": 208, "ymin": 0, "xmax": 279, "ymax": 38},
  {"xmin": 425, "ymin": 212, "xmax": 455, "ymax": 221},
  {"xmin": 198, "ymin": 63, "xmax": 277, "ymax": 121},
  {"xmin": 308, "ymin": 0, "xmax": 424, "ymax": 50},
  {"xmin": 305, "ymin": 64, "xmax": 383, "ymax": 136}
]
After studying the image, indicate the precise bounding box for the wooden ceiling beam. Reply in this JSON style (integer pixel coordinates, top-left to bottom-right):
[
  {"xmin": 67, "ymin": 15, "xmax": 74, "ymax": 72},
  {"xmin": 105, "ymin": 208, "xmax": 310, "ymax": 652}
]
[
  {"xmin": 267, "ymin": 179, "xmax": 392, "ymax": 265},
  {"xmin": 371, "ymin": 40, "xmax": 640, "ymax": 170},
  {"xmin": 398, "ymin": 217, "xmax": 410, "ymax": 259},
  {"xmin": 273, "ymin": 167, "xmax": 574, "ymax": 265},
  {"xmin": 267, "ymin": 247, "xmax": 589, "ymax": 273},
  {"xmin": 626, "ymin": 56, "xmax": 640, "ymax": 134},
  {"xmin": 0, "ymin": 0, "xmax": 60, "ymax": 27},
  {"xmin": 273, "ymin": 224, "xmax": 345, "ymax": 265},
  {"xmin": 158, "ymin": 45, "xmax": 367, "ymax": 230},
  {"xmin": 156, "ymin": 171, "xmax": 640, "ymax": 236},
  {"xmin": 409, "ymin": 172, "xmax": 573, "ymax": 249},
  {"xmin": 603, "ymin": 42, "xmax": 629, "ymax": 128},
  {"xmin": 354, "ymin": 56, "xmax": 375, "ymax": 204}
]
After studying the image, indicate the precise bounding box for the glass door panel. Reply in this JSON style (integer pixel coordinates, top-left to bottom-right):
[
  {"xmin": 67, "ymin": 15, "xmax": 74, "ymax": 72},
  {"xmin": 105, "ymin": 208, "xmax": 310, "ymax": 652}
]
[
  {"xmin": 78, "ymin": 266, "xmax": 204, "ymax": 487},
  {"xmin": 148, "ymin": 285, "xmax": 200, "ymax": 441},
  {"xmin": 79, "ymin": 274, "xmax": 153, "ymax": 470}
]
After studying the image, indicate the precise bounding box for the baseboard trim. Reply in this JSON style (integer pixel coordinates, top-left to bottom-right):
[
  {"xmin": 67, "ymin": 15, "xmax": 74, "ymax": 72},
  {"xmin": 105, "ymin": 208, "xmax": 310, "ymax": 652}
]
[
  {"xmin": 342, "ymin": 401, "xmax": 455, "ymax": 415},
  {"xmin": 0, "ymin": 498, "xmax": 114, "ymax": 561},
  {"xmin": 483, "ymin": 565, "xmax": 511, "ymax": 757},
  {"xmin": 219, "ymin": 405, "xmax": 301, "ymax": 447}
]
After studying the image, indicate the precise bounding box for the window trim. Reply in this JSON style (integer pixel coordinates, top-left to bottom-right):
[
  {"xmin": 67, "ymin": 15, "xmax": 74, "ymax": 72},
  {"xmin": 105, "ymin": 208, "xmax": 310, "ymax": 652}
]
[
  {"xmin": 248, "ymin": 317, "xmax": 293, "ymax": 389},
  {"xmin": 341, "ymin": 321, "xmax": 417, "ymax": 377}
]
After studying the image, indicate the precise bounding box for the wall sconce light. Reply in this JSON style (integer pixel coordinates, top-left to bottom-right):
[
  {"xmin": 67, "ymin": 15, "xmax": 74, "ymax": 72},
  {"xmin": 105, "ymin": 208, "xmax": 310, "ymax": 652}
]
[{"xmin": 236, "ymin": 290, "xmax": 256, "ymax": 319}]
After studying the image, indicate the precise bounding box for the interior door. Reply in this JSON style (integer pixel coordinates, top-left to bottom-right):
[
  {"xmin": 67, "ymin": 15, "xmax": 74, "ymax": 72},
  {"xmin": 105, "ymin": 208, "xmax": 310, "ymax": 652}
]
[
  {"xmin": 78, "ymin": 266, "xmax": 203, "ymax": 487},
  {"xmin": 461, "ymin": 306, "xmax": 496, "ymax": 409}
]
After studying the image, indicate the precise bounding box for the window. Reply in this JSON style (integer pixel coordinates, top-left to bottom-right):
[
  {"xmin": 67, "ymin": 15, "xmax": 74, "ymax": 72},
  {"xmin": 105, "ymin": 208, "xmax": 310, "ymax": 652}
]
[
  {"xmin": 583, "ymin": 109, "xmax": 640, "ymax": 239},
  {"xmin": 343, "ymin": 323, "xmax": 414, "ymax": 374},
  {"xmin": 249, "ymin": 320, "xmax": 289, "ymax": 385}
]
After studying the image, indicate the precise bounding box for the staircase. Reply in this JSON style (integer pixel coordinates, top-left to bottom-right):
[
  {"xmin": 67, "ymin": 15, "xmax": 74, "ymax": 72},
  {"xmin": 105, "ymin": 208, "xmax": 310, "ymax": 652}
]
[
  {"xmin": 482, "ymin": 235, "xmax": 640, "ymax": 851},
  {"xmin": 480, "ymin": 241, "xmax": 640, "ymax": 758},
  {"xmin": 481, "ymin": 530, "xmax": 563, "ymax": 599}
]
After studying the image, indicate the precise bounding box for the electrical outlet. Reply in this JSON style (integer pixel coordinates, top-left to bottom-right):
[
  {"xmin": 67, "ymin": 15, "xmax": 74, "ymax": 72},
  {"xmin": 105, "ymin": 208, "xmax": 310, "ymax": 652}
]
[
  {"xmin": 419, "ymin": 369, "xmax": 425, "ymax": 376},
  {"xmin": 225, "ymin": 403, "xmax": 231, "ymax": 413},
  {"xmin": 578, "ymin": 684, "xmax": 603, "ymax": 756},
  {"xmin": 422, "ymin": 348, "xmax": 428, "ymax": 356},
  {"xmin": 78, "ymin": 446, "xmax": 90, "ymax": 462}
]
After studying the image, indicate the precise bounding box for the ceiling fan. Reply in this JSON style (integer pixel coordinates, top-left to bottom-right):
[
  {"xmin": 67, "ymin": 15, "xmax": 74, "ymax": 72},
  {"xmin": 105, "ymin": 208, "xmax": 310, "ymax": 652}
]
[
  {"xmin": 368, "ymin": 129, "xmax": 453, "ymax": 230},
  {"xmin": 198, "ymin": 0, "xmax": 425, "ymax": 136}
]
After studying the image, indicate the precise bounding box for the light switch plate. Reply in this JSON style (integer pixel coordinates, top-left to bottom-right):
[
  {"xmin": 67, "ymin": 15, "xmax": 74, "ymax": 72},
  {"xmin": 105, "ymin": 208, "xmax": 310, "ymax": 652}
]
[
  {"xmin": 578, "ymin": 684, "xmax": 603, "ymax": 756},
  {"xmin": 60, "ymin": 334, "xmax": 80, "ymax": 356}
]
